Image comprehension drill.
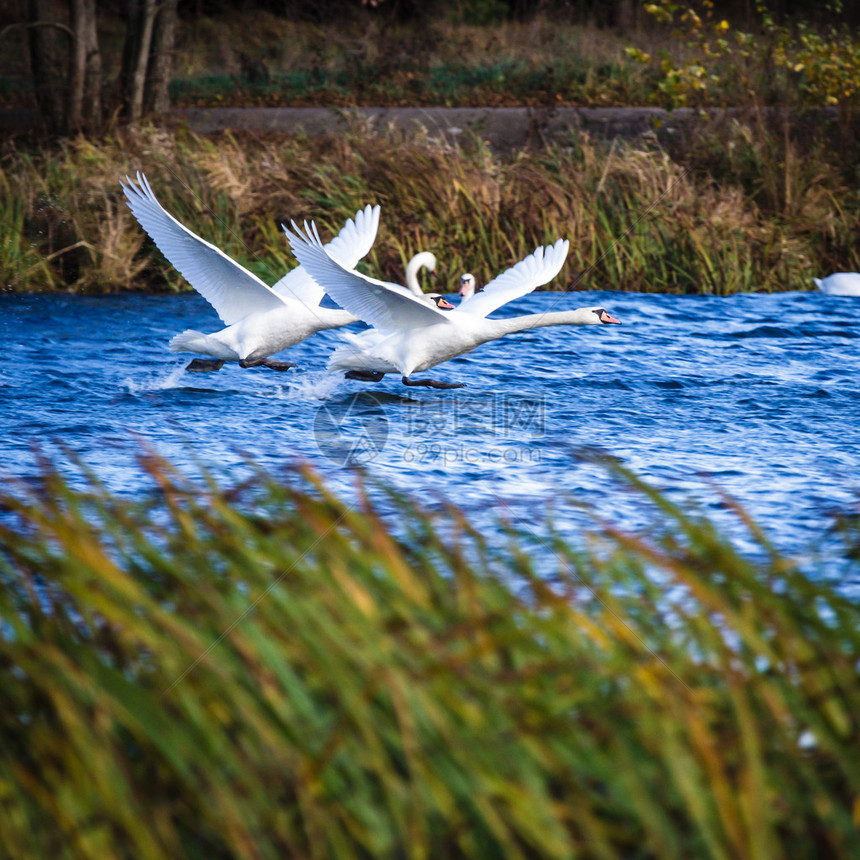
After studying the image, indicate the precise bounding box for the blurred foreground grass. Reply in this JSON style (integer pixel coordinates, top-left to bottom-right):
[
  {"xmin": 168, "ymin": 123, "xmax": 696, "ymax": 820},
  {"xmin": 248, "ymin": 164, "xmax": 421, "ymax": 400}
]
[{"xmin": 0, "ymin": 453, "xmax": 858, "ymax": 858}]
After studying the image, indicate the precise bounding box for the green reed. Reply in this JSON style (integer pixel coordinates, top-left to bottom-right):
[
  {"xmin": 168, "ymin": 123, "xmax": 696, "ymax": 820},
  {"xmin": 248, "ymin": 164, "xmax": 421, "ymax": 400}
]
[
  {"xmin": 1, "ymin": 118, "xmax": 857, "ymax": 295},
  {"xmin": 0, "ymin": 453, "xmax": 857, "ymax": 858}
]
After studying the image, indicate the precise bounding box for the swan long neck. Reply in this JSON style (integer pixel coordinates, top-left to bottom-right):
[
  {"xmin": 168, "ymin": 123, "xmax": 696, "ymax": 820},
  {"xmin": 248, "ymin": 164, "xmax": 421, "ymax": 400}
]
[
  {"xmin": 485, "ymin": 309, "xmax": 599, "ymax": 337},
  {"xmin": 405, "ymin": 252, "xmax": 435, "ymax": 295},
  {"xmin": 405, "ymin": 260, "xmax": 423, "ymax": 294}
]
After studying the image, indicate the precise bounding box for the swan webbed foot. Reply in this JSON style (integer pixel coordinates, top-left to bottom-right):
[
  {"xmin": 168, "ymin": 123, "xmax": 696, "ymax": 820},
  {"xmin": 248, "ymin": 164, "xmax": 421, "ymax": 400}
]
[
  {"xmin": 239, "ymin": 358, "xmax": 297, "ymax": 371},
  {"xmin": 345, "ymin": 370, "xmax": 386, "ymax": 382},
  {"xmin": 261, "ymin": 359, "xmax": 297, "ymax": 371},
  {"xmin": 401, "ymin": 375, "xmax": 465, "ymax": 390},
  {"xmin": 186, "ymin": 358, "xmax": 226, "ymax": 372}
]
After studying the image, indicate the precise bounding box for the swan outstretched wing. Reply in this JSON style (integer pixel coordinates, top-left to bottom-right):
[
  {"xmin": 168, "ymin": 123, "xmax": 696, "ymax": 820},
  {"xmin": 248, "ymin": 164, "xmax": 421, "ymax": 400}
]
[
  {"xmin": 272, "ymin": 204, "xmax": 380, "ymax": 305},
  {"xmin": 283, "ymin": 220, "xmax": 452, "ymax": 332},
  {"xmin": 456, "ymin": 239, "xmax": 570, "ymax": 318},
  {"xmin": 122, "ymin": 172, "xmax": 285, "ymax": 327}
]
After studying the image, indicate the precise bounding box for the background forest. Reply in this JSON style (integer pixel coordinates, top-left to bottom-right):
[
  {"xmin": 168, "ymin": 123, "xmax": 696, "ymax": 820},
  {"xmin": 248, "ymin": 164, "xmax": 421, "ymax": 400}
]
[{"xmin": 1, "ymin": 0, "xmax": 859, "ymax": 293}]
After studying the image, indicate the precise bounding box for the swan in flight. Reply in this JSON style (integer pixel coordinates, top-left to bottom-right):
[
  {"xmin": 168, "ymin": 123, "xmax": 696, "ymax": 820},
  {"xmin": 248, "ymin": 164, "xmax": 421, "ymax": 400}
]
[
  {"xmin": 405, "ymin": 251, "xmax": 437, "ymax": 295},
  {"xmin": 122, "ymin": 172, "xmax": 379, "ymax": 371},
  {"xmin": 284, "ymin": 221, "xmax": 620, "ymax": 389},
  {"xmin": 814, "ymin": 273, "xmax": 860, "ymax": 297}
]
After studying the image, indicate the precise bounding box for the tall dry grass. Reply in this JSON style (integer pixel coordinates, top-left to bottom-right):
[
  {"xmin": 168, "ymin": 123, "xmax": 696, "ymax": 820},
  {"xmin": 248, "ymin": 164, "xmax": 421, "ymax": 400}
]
[
  {"xmin": 2, "ymin": 118, "xmax": 858, "ymax": 294},
  {"xmin": 0, "ymin": 453, "xmax": 857, "ymax": 858}
]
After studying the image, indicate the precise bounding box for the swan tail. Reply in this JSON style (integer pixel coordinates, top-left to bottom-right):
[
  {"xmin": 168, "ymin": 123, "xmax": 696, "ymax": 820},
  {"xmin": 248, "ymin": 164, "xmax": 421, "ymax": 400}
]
[
  {"xmin": 327, "ymin": 340, "xmax": 390, "ymax": 374},
  {"xmin": 813, "ymin": 277, "xmax": 823, "ymax": 289},
  {"xmin": 169, "ymin": 329, "xmax": 207, "ymax": 353},
  {"xmin": 168, "ymin": 329, "xmax": 234, "ymax": 360}
]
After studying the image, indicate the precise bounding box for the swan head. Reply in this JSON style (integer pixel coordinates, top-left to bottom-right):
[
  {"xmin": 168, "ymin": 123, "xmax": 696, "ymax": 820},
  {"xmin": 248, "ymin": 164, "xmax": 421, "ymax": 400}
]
[
  {"xmin": 591, "ymin": 307, "xmax": 621, "ymax": 324},
  {"xmin": 459, "ymin": 273, "xmax": 476, "ymax": 298},
  {"xmin": 406, "ymin": 251, "xmax": 438, "ymax": 280},
  {"xmin": 405, "ymin": 251, "xmax": 438, "ymax": 295},
  {"xmin": 428, "ymin": 293, "xmax": 455, "ymax": 310},
  {"xmin": 410, "ymin": 251, "xmax": 437, "ymax": 271},
  {"xmin": 573, "ymin": 306, "xmax": 621, "ymax": 325}
]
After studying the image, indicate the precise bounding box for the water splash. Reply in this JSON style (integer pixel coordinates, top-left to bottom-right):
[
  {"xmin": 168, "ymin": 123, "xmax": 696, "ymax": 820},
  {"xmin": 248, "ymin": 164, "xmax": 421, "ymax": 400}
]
[
  {"xmin": 123, "ymin": 362, "xmax": 188, "ymax": 393},
  {"xmin": 269, "ymin": 371, "xmax": 344, "ymax": 401}
]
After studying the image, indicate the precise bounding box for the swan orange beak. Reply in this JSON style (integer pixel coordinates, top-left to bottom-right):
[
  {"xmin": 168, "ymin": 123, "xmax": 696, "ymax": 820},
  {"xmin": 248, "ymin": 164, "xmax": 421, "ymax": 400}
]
[
  {"xmin": 600, "ymin": 311, "xmax": 621, "ymax": 324},
  {"xmin": 438, "ymin": 297, "xmax": 455, "ymax": 309}
]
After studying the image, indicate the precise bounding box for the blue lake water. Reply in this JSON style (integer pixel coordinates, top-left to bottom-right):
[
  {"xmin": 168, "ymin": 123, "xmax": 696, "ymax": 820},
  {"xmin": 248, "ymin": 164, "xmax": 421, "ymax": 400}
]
[{"xmin": 2, "ymin": 289, "xmax": 858, "ymax": 576}]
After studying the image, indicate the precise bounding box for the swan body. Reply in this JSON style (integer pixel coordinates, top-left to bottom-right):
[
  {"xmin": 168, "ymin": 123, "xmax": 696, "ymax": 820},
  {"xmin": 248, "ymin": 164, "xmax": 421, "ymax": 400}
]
[
  {"xmin": 327, "ymin": 308, "xmax": 618, "ymax": 379},
  {"xmin": 405, "ymin": 251, "xmax": 437, "ymax": 295},
  {"xmin": 284, "ymin": 221, "xmax": 620, "ymax": 388},
  {"xmin": 814, "ymin": 273, "xmax": 860, "ymax": 297},
  {"xmin": 121, "ymin": 172, "xmax": 379, "ymax": 370}
]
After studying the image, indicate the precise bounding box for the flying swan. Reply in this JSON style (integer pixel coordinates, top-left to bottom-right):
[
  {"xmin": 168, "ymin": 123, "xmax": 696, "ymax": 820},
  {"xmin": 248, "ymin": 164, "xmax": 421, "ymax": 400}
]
[
  {"xmin": 122, "ymin": 172, "xmax": 379, "ymax": 371},
  {"xmin": 814, "ymin": 273, "xmax": 860, "ymax": 297},
  {"xmin": 283, "ymin": 221, "xmax": 621, "ymax": 389}
]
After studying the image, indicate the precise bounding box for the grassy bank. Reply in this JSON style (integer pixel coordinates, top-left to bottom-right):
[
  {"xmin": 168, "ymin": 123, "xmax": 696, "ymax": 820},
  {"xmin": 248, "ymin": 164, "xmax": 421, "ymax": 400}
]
[
  {"xmin": 0, "ymin": 454, "xmax": 858, "ymax": 858},
  {"xmin": 3, "ymin": 117, "xmax": 859, "ymax": 296}
]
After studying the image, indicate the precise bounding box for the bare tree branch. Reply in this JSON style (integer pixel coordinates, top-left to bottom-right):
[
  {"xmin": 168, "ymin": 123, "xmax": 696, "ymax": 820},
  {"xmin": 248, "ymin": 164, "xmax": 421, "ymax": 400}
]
[{"xmin": 0, "ymin": 21, "xmax": 76, "ymax": 42}]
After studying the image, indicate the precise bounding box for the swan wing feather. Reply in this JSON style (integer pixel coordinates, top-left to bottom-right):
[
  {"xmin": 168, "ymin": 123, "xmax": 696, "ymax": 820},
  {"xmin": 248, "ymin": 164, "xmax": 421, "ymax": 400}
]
[
  {"xmin": 456, "ymin": 239, "xmax": 570, "ymax": 318},
  {"xmin": 272, "ymin": 204, "xmax": 380, "ymax": 305},
  {"xmin": 122, "ymin": 172, "xmax": 285, "ymax": 326},
  {"xmin": 283, "ymin": 220, "xmax": 452, "ymax": 332}
]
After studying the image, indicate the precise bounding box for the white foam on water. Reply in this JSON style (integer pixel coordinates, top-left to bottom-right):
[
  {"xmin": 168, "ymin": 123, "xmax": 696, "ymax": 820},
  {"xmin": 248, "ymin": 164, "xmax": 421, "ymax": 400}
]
[
  {"xmin": 269, "ymin": 371, "xmax": 344, "ymax": 401},
  {"xmin": 123, "ymin": 363, "xmax": 188, "ymax": 393}
]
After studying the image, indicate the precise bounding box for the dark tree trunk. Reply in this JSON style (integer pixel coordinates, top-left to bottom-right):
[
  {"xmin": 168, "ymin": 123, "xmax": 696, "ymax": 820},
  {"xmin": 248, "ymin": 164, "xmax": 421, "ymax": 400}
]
[
  {"xmin": 145, "ymin": 0, "xmax": 178, "ymax": 116},
  {"xmin": 69, "ymin": 0, "xmax": 102, "ymax": 134},
  {"xmin": 129, "ymin": 0, "xmax": 157, "ymax": 124},
  {"xmin": 120, "ymin": 0, "xmax": 157, "ymax": 125},
  {"xmin": 27, "ymin": 0, "xmax": 70, "ymax": 135}
]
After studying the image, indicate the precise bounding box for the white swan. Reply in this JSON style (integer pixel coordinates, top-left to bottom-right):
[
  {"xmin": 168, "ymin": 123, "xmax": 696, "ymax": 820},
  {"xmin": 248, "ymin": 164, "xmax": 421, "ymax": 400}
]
[
  {"xmin": 814, "ymin": 273, "xmax": 860, "ymax": 297},
  {"xmin": 121, "ymin": 172, "xmax": 379, "ymax": 371},
  {"xmin": 283, "ymin": 221, "xmax": 620, "ymax": 389},
  {"xmin": 458, "ymin": 273, "xmax": 476, "ymax": 300},
  {"xmin": 405, "ymin": 251, "xmax": 437, "ymax": 295}
]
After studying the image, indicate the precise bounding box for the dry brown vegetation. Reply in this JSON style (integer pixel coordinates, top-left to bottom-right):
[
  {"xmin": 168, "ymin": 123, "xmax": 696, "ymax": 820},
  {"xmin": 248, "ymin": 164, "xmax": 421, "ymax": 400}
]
[{"xmin": 2, "ymin": 116, "xmax": 857, "ymax": 295}]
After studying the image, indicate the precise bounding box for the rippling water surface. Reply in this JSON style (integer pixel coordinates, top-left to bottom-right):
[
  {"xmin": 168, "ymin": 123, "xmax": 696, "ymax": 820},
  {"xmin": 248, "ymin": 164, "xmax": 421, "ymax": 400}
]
[{"xmin": 2, "ymin": 290, "xmax": 858, "ymax": 571}]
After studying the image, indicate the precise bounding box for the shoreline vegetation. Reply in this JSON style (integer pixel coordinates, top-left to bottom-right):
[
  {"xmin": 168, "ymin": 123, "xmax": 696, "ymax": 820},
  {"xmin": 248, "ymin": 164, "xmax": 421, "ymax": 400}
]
[
  {"xmin": 2, "ymin": 116, "xmax": 858, "ymax": 296},
  {"xmin": 0, "ymin": 454, "xmax": 858, "ymax": 858},
  {"xmin": 2, "ymin": 5, "xmax": 860, "ymax": 295}
]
